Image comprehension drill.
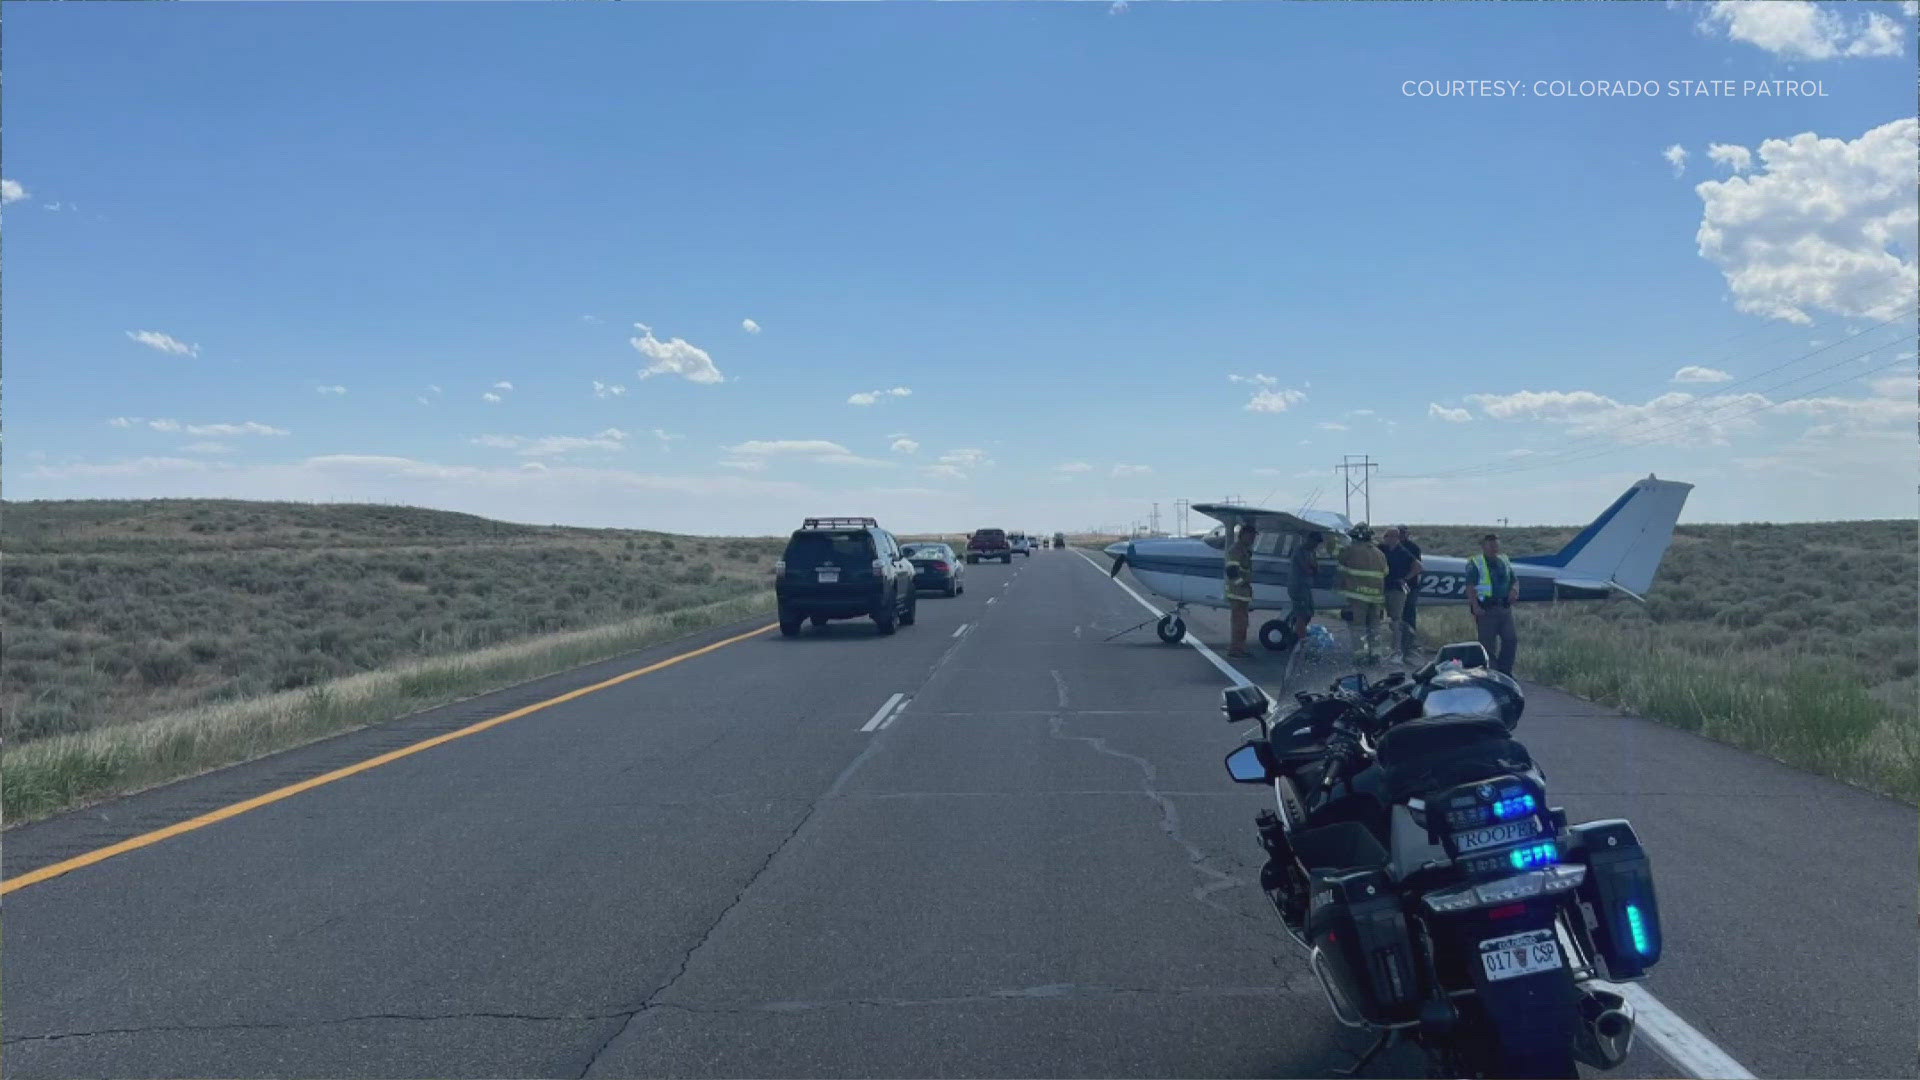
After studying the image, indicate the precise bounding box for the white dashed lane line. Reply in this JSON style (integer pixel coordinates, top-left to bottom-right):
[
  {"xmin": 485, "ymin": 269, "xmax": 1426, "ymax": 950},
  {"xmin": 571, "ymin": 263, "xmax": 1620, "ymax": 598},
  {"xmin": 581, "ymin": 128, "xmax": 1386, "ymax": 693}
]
[{"xmin": 859, "ymin": 693, "xmax": 907, "ymax": 733}]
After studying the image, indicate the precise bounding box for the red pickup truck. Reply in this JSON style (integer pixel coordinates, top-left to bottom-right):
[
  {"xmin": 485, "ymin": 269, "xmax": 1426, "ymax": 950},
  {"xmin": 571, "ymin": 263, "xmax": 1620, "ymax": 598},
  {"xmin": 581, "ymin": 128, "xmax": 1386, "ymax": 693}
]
[{"xmin": 966, "ymin": 528, "xmax": 1013, "ymax": 564}]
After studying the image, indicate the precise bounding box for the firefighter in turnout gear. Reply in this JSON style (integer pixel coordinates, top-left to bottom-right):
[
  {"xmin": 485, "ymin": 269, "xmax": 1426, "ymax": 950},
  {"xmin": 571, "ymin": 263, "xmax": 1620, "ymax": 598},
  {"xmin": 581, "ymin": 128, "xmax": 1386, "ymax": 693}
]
[
  {"xmin": 1338, "ymin": 523, "xmax": 1388, "ymax": 663},
  {"xmin": 1224, "ymin": 522, "xmax": 1256, "ymax": 658}
]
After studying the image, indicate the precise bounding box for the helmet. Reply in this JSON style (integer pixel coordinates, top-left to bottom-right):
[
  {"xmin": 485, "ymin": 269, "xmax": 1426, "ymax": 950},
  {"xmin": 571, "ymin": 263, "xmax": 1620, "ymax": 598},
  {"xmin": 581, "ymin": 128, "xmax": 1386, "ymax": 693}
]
[
  {"xmin": 1349, "ymin": 523, "xmax": 1374, "ymax": 542},
  {"xmin": 1421, "ymin": 669, "xmax": 1525, "ymax": 730}
]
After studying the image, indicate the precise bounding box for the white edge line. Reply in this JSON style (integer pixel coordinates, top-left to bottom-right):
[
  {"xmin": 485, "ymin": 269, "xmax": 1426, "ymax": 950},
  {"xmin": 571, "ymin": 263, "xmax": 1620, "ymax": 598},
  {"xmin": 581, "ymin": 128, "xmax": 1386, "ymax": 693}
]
[
  {"xmin": 1071, "ymin": 549, "xmax": 1250, "ymax": 688},
  {"xmin": 1073, "ymin": 548, "xmax": 1750, "ymax": 1080},
  {"xmin": 860, "ymin": 692, "xmax": 906, "ymax": 733},
  {"xmin": 952, "ymin": 623, "xmax": 969, "ymax": 638},
  {"xmin": 879, "ymin": 697, "xmax": 908, "ymax": 729},
  {"xmin": 1596, "ymin": 980, "xmax": 1757, "ymax": 1079},
  {"xmin": 986, "ymin": 597, "xmax": 997, "ymax": 605}
]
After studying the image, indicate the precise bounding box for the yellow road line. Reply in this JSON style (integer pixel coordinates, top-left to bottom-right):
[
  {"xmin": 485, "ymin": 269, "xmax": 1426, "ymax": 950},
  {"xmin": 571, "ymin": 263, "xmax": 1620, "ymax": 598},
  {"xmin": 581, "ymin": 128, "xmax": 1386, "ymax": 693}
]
[{"xmin": 2, "ymin": 622, "xmax": 778, "ymax": 896}]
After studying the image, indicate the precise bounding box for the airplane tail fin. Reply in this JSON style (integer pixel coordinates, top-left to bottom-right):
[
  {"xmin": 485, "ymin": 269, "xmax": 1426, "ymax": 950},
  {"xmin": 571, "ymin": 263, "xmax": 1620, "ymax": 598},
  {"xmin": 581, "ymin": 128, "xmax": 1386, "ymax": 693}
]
[{"xmin": 1512, "ymin": 476, "xmax": 1693, "ymax": 596}]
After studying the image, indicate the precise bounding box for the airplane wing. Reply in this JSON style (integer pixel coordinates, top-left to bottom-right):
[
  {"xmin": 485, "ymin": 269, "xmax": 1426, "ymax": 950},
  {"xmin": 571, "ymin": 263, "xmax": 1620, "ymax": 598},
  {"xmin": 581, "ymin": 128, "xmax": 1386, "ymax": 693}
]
[{"xmin": 1189, "ymin": 503, "xmax": 1353, "ymax": 543}]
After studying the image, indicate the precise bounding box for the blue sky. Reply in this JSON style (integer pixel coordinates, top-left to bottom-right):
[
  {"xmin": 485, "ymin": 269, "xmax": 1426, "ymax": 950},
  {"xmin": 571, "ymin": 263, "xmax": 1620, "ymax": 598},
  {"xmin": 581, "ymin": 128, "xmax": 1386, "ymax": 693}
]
[{"xmin": 5, "ymin": 0, "xmax": 1916, "ymax": 535}]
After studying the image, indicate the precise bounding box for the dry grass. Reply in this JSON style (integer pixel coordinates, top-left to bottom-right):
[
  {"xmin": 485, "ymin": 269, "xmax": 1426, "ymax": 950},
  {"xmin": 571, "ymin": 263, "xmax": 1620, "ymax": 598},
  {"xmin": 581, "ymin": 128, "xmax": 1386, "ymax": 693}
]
[
  {"xmin": 1407, "ymin": 519, "xmax": 1918, "ymax": 802},
  {"xmin": 3, "ymin": 499, "xmax": 785, "ymax": 744},
  {"xmin": 2, "ymin": 590, "xmax": 776, "ymax": 826}
]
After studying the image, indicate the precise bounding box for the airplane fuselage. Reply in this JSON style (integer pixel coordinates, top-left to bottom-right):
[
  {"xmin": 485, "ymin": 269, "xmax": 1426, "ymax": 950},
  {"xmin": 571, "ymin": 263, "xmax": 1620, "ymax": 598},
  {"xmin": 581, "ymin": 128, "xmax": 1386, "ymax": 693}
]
[{"xmin": 1112, "ymin": 541, "xmax": 1608, "ymax": 613}]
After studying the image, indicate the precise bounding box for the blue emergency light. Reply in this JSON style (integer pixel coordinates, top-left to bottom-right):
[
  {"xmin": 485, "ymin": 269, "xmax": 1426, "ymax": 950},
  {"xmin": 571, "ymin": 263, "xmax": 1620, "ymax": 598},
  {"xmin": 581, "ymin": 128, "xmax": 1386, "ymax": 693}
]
[
  {"xmin": 1492, "ymin": 794, "xmax": 1537, "ymax": 820},
  {"xmin": 1626, "ymin": 903, "xmax": 1651, "ymax": 955},
  {"xmin": 1508, "ymin": 842, "xmax": 1559, "ymax": 870}
]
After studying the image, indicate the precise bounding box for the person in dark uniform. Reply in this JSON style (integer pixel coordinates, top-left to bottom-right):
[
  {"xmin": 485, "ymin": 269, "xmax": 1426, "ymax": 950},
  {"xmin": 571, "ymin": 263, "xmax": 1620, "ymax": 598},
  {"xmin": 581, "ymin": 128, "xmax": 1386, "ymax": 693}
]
[
  {"xmin": 1393, "ymin": 525, "xmax": 1423, "ymax": 659},
  {"xmin": 1380, "ymin": 527, "xmax": 1423, "ymax": 664},
  {"xmin": 1288, "ymin": 531, "xmax": 1323, "ymax": 645}
]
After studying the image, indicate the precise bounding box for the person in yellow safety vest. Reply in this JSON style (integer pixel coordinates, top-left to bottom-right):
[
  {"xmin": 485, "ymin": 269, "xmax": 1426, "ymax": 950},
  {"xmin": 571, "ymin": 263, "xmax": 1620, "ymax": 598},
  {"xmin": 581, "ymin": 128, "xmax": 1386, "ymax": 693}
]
[
  {"xmin": 1224, "ymin": 522, "xmax": 1257, "ymax": 658},
  {"xmin": 1465, "ymin": 532, "xmax": 1520, "ymax": 675},
  {"xmin": 1337, "ymin": 523, "xmax": 1388, "ymax": 663}
]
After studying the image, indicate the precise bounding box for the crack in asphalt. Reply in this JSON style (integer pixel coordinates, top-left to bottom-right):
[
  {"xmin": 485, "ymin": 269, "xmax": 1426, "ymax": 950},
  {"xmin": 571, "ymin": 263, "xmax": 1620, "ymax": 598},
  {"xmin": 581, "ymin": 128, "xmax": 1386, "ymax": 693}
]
[{"xmin": 1043, "ymin": 672, "xmax": 1293, "ymax": 945}]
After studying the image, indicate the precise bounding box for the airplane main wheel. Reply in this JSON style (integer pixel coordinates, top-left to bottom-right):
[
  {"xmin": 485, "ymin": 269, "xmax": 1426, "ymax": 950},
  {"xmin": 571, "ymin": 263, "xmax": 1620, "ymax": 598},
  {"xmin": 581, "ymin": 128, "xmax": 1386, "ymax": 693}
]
[
  {"xmin": 1259, "ymin": 620, "xmax": 1297, "ymax": 652},
  {"xmin": 1156, "ymin": 615, "xmax": 1186, "ymax": 644}
]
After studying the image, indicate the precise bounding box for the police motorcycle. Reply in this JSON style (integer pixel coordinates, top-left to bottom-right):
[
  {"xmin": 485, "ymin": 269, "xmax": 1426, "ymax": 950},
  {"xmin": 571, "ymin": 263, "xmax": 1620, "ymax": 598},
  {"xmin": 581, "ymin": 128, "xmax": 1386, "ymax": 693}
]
[{"xmin": 1219, "ymin": 644, "xmax": 1661, "ymax": 1078}]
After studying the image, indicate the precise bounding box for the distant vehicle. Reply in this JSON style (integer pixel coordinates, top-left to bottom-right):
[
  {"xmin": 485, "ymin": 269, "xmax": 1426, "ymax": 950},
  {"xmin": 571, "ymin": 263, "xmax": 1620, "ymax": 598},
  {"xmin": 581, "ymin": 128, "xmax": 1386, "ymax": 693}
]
[
  {"xmin": 967, "ymin": 528, "xmax": 1012, "ymax": 564},
  {"xmin": 1053, "ymin": 532, "xmax": 1067, "ymax": 550},
  {"xmin": 775, "ymin": 517, "xmax": 918, "ymax": 637},
  {"xmin": 1008, "ymin": 532, "xmax": 1034, "ymax": 557},
  {"xmin": 901, "ymin": 542, "xmax": 966, "ymax": 597}
]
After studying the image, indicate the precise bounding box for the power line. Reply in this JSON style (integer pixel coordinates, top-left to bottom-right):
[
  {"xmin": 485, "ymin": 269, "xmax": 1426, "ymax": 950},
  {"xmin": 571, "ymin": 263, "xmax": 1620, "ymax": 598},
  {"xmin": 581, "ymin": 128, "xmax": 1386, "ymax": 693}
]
[
  {"xmin": 1336, "ymin": 455, "xmax": 1379, "ymax": 522},
  {"xmin": 1421, "ymin": 347, "xmax": 1916, "ymax": 481},
  {"xmin": 1395, "ymin": 314, "xmax": 1916, "ymax": 481},
  {"xmin": 1405, "ymin": 299, "xmax": 1912, "ymax": 480}
]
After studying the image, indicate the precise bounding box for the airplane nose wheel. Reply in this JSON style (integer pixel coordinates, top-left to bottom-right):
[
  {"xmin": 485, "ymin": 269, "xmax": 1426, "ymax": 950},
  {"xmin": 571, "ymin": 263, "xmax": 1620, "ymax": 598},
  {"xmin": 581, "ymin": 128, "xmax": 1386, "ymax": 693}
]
[
  {"xmin": 1155, "ymin": 614, "xmax": 1186, "ymax": 643},
  {"xmin": 1258, "ymin": 619, "xmax": 1296, "ymax": 652}
]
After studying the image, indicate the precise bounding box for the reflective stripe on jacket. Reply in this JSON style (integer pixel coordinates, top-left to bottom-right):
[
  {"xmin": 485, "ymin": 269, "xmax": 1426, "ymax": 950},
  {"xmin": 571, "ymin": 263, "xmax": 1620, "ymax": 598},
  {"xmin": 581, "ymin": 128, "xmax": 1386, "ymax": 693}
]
[
  {"xmin": 1338, "ymin": 543, "xmax": 1386, "ymax": 605},
  {"xmin": 1224, "ymin": 545, "xmax": 1254, "ymax": 602},
  {"xmin": 1468, "ymin": 553, "xmax": 1515, "ymax": 601}
]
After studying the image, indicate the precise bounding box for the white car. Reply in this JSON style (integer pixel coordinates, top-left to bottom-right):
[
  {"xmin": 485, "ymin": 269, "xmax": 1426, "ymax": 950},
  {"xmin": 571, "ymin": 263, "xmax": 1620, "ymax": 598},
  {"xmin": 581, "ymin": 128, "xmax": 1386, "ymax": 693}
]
[{"xmin": 1007, "ymin": 532, "xmax": 1034, "ymax": 557}]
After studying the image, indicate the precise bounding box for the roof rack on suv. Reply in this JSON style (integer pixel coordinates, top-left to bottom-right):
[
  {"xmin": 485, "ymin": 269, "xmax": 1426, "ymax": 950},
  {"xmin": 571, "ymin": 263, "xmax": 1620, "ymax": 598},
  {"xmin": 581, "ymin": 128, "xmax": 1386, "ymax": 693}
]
[{"xmin": 802, "ymin": 517, "xmax": 879, "ymax": 530}]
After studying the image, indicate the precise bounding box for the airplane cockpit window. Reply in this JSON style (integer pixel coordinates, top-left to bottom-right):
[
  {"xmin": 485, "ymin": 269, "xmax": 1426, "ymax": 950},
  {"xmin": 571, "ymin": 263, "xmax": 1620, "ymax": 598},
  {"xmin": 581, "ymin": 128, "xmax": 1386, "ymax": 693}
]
[
  {"xmin": 1253, "ymin": 532, "xmax": 1281, "ymax": 556},
  {"xmin": 1201, "ymin": 525, "xmax": 1227, "ymax": 550}
]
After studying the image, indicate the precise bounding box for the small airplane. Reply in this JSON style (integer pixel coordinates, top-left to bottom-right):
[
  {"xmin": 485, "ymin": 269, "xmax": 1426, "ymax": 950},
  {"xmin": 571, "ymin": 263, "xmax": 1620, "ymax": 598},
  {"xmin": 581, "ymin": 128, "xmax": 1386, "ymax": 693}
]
[{"xmin": 1103, "ymin": 475, "xmax": 1693, "ymax": 651}]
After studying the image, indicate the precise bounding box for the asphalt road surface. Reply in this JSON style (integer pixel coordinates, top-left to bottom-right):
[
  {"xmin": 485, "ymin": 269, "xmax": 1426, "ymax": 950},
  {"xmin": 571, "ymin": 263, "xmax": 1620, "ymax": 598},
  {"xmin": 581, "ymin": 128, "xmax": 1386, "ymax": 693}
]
[{"xmin": 5, "ymin": 550, "xmax": 1914, "ymax": 1078}]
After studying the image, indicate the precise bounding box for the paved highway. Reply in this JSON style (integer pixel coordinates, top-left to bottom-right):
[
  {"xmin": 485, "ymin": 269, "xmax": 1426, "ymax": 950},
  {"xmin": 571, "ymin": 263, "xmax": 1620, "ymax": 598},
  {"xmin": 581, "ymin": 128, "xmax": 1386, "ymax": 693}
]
[{"xmin": 5, "ymin": 550, "xmax": 1914, "ymax": 1078}]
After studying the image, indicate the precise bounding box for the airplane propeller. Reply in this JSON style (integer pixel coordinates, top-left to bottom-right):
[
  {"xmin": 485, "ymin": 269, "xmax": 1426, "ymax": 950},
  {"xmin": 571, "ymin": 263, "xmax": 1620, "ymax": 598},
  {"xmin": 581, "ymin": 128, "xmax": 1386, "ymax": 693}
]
[{"xmin": 1109, "ymin": 553, "xmax": 1126, "ymax": 578}]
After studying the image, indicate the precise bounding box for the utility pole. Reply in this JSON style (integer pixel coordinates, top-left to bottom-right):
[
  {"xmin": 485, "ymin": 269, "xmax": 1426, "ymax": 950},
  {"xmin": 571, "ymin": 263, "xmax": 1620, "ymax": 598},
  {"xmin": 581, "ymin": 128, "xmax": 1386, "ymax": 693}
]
[
  {"xmin": 1175, "ymin": 498, "xmax": 1190, "ymax": 537},
  {"xmin": 1336, "ymin": 455, "xmax": 1380, "ymax": 524},
  {"xmin": 1498, "ymin": 517, "xmax": 1510, "ymax": 528}
]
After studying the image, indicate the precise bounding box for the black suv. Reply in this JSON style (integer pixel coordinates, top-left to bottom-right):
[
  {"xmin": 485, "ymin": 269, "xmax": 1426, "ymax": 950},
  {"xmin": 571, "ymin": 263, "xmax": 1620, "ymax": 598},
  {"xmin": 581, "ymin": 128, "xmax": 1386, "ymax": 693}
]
[{"xmin": 775, "ymin": 517, "xmax": 918, "ymax": 637}]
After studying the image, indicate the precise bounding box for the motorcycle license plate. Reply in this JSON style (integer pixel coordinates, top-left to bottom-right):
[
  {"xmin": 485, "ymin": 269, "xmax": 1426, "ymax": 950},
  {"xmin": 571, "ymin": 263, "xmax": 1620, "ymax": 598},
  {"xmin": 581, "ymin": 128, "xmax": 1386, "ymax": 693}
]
[
  {"xmin": 1479, "ymin": 928, "xmax": 1563, "ymax": 982},
  {"xmin": 816, "ymin": 568, "xmax": 840, "ymax": 583},
  {"xmin": 1452, "ymin": 818, "xmax": 1540, "ymax": 853}
]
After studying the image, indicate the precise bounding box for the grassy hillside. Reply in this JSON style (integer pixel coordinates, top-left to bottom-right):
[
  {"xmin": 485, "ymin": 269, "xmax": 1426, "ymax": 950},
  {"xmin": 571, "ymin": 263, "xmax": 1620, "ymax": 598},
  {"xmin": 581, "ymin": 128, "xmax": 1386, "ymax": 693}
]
[
  {"xmin": 1409, "ymin": 521, "xmax": 1918, "ymax": 801},
  {"xmin": 3, "ymin": 499, "xmax": 786, "ymax": 746}
]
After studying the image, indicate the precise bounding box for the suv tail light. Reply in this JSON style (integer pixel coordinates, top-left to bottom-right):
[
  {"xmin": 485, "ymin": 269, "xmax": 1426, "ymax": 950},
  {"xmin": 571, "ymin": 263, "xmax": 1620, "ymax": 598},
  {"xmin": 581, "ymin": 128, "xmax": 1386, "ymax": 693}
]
[
  {"xmin": 872, "ymin": 559, "xmax": 886, "ymax": 573},
  {"xmin": 932, "ymin": 561, "xmax": 950, "ymax": 572}
]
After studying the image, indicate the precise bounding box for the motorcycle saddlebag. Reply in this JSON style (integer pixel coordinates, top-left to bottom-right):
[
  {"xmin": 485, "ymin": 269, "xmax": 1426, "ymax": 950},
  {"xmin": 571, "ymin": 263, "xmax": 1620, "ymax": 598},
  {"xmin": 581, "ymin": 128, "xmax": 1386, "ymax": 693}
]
[
  {"xmin": 1567, "ymin": 819, "xmax": 1662, "ymax": 979},
  {"xmin": 1305, "ymin": 866, "xmax": 1421, "ymax": 1024}
]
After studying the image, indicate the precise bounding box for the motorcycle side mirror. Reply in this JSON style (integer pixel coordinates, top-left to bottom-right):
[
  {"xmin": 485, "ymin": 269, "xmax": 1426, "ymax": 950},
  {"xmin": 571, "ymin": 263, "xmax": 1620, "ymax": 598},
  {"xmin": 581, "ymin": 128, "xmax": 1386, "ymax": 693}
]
[
  {"xmin": 1221, "ymin": 684, "xmax": 1270, "ymax": 723},
  {"xmin": 1223, "ymin": 743, "xmax": 1271, "ymax": 784}
]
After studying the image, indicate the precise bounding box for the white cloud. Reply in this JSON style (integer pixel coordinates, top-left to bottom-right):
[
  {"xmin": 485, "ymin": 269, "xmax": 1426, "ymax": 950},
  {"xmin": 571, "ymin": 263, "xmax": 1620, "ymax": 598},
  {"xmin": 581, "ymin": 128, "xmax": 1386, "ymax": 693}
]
[
  {"xmin": 483, "ymin": 392, "xmax": 503, "ymax": 404},
  {"xmin": 1246, "ymin": 387, "xmax": 1307, "ymax": 413},
  {"xmin": 1111, "ymin": 463, "xmax": 1152, "ymax": 477},
  {"xmin": 429, "ymin": 385, "xmax": 443, "ymax": 395},
  {"xmin": 1429, "ymin": 403, "xmax": 1473, "ymax": 423},
  {"xmin": 180, "ymin": 441, "xmax": 235, "ymax": 454},
  {"xmin": 939, "ymin": 448, "xmax": 991, "ymax": 469},
  {"xmin": 1673, "ymin": 365, "xmax": 1734, "ymax": 383},
  {"xmin": 592, "ymin": 380, "xmax": 627, "ymax": 399},
  {"xmin": 0, "ymin": 179, "xmax": 26, "ymax": 204},
  {"xmin": 115, "ymin": 417, "xmax": 285, "ymax": 437},
  {"xmin": 1698, "ymin": 0, "xmax": 1908, "ymax": 60},
  {"xmin": 316, "ymin": 385, "xmax": 348, "ymax": 396},
  {"xmin": 1228, "ymin": 373, "xmax": 1279, "ymax": 386},
  {"xmin": 1693, "ymin": 119, "xmax": 1919, "ymax": 324},
  {"xmin": 472, "ymin": 430, "xmax": 631, "ymax": 457},
  {"xmin": 1467, "ymin": 388, "xmax": 1776, "ymax": 446},
  {"xmin": 742, "ymin": 318, "xmax": 761, "ymax": 335},
  {"xmin": 1706, "ymin": 143, "xmax": 1753, "ymax": 174},
  {"xmin": 125, "ymin": 330, "xmax": 199, "ymax": 357},
  {"xmin": 1056, "ymin": 461, "xmax": 1093, "ymax": 473},
  {"xmin": 417, "ymin": 396, "xmax": 432, "ymax": 406},
  {"xmin": 923, "ymin": 464, "xmax": 967, "ymax": 481},
  {"xmin": 848, "ymin": 387, "xmax": 913, "ymax": 406},
  {"xmin": 722, "ymin": 439, "xmax": 891, "ymax": 469},
  {"xmin": 631, "ymin": 322, "xmax": 724, "ymax": 384},
  {"xmin": 492, "ymin": 381, "xmax": 514, "ymax": 391},
  {"xmin": 1664, "ymin": 144, "xmax": 1689, "ymax": 177},
  {"xmin": 581, "ymin": 315, "xmax": 603, "ymax": 324},
  {"xmin": 1316, "ymin": 421, "xmax": 1349, "ymax": 431},
  {"xmin": 890, "ymin": 438, "xmax": 920, "ymax": 454},
  {"xmin": 653, "ymin": 429, "xmax": 682, "ymax": 451},
  {"xmin": 184, "ymin": 421, "xmax": 288, "ymax": 437},
  {"xmin": 1349, "ymin": 409, "xmax": 1377, "ymax": 418}
]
